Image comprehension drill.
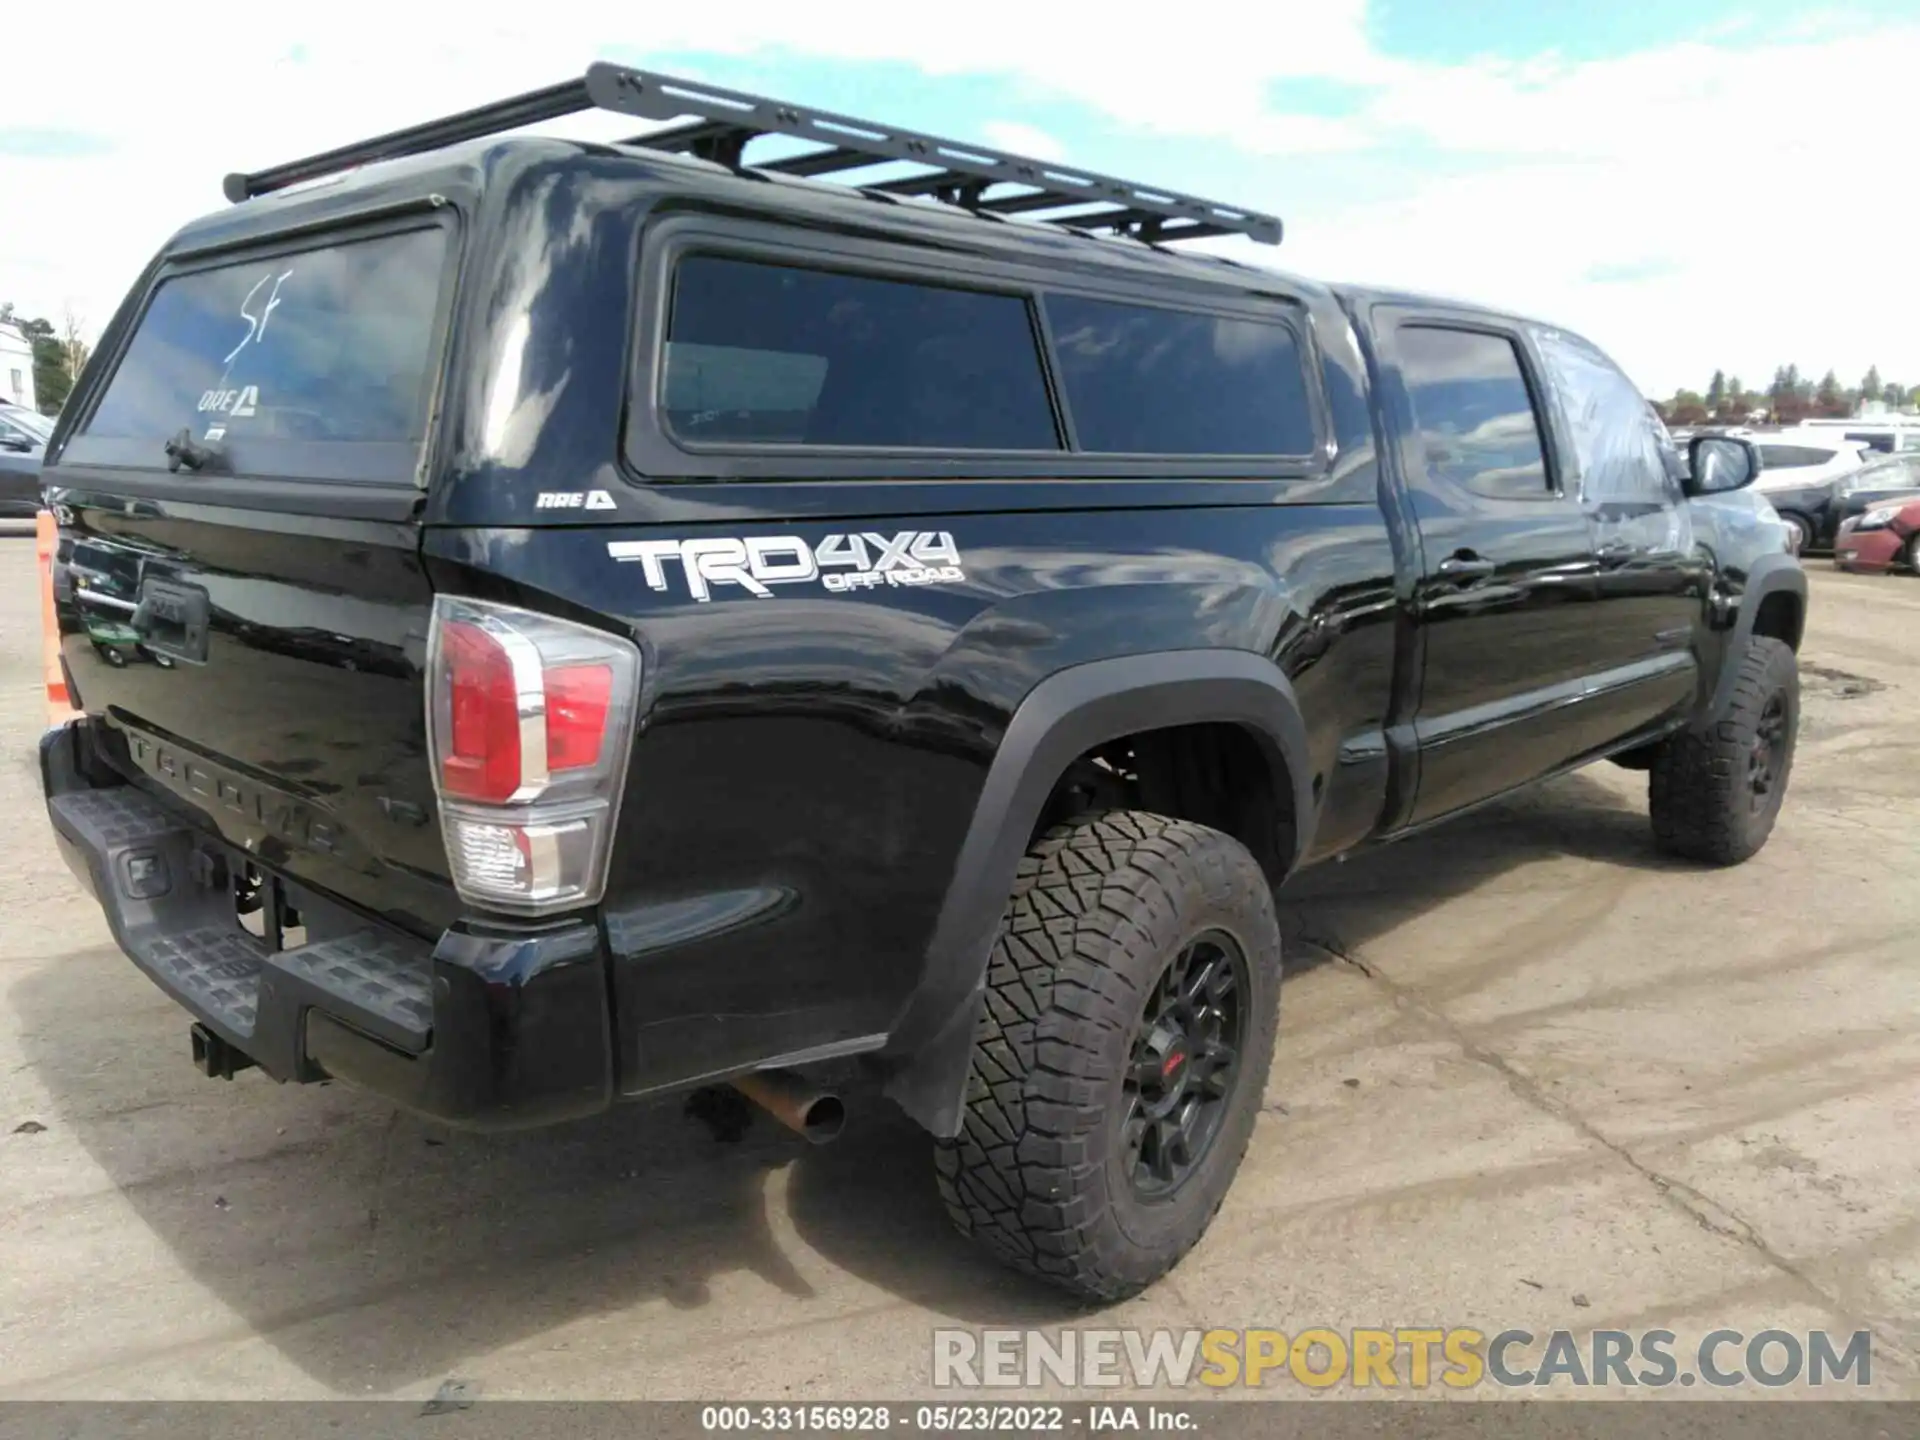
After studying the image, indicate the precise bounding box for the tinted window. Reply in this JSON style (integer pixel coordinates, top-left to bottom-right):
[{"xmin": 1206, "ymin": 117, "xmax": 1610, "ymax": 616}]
[
  {"xmin": 1396, "ymin": 326, "xmax": 1550, "ymax": 499},
  {"xmin": 1758, "ymin": 445, "xmax": 1837, "ymax": 469},
  {"xmin": 82, "ymin": 228, "xmax": 450, "ymax": 479},
  {"xmin": 1042, "ymin": 295, "xmax": 1315, "ymax": 456},
  {"xmin": 663, "ymin": 256, "xmax": 1057, "ymax": 451},
  {"xmin": 1844, "ymin": 431, "xmax": 1896, "ymax": 454}
]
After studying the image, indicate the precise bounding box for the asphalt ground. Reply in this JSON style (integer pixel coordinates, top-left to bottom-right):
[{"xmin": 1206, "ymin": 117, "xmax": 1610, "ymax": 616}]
[{"xmin": 1, "ymin": 523, "xmax": 1914, "ymax": 1406}]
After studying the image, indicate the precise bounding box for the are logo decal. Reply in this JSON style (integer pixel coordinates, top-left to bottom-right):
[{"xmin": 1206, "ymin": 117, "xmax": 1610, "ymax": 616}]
[
  {"xmin": 609, "ymin": 531, "xmax": 965, "ymax": 602},
  {"xmin": 537, "ymin": 490, "xmax": 617, "ymax": 510},
  {"xmin": 197, "ymin": 384, "xmax": 260, "ymax": 418}
]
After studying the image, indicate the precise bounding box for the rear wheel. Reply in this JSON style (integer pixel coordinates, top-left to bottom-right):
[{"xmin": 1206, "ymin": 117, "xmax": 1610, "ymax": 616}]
[
  {"xmin": 935, "ymin": 810, "xmax": 1281, "ymax": 1301},
  {"xmin": 1648, "ymin": 636, "xmax": 1798, "ymax": 865}
]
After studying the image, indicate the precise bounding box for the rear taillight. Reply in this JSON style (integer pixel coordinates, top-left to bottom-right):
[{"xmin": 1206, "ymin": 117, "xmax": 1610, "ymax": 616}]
[{"xmin": 426, "ymin": 596, "xmax": 641, "ymax": 915}]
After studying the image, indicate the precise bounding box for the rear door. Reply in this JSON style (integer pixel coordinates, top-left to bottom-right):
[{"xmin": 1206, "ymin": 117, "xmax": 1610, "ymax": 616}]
[
  {"xmin": 47, "ymin": 216, "xmax": 460, "ymax": 935},
  {"xmin": 1372, "ymin": 309, "xmax": 1604, "ymax": 825}
]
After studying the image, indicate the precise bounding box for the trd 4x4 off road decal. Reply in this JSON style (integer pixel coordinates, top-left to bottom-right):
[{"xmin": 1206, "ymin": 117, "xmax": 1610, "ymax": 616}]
[{"xmin": 609, "ymin": 531, "xmax": 965, "ymax": 602}]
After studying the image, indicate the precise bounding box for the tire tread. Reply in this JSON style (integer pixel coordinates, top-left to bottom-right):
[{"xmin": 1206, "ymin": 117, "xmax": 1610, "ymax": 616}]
[
  {"xmin": 1649, "ymin": 636, "xmax": 1798, "ymax": 865},
  {"xmin": 935, "ymin": 810, "xmax": 1278, "ymax": 1301}
]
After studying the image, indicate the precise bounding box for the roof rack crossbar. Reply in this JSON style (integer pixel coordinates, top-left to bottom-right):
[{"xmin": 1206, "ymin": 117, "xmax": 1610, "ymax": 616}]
[
  {"xmin": 222, "ymin": 61, "xmax": 1283, "ymax": 247},
  {"xmin": 975, "ymin": 189, "xmax": 1087, "ymax": 217},
  {"xmin": 755, "ymin": 146, "xmax": 882, "ymax": 178}
]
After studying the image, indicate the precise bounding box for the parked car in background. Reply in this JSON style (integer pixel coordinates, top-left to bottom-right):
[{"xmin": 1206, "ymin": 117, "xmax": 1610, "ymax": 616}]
[
  {"xmin": 1834, "ymin": 495, "xmax": 1920, "ymax": 574},
  {"xmin": 1654, "ymin": 411, "xmax": 1794, "ymax": 582},
  {"xmin": 1794, "ymin": 416, "xmax": 1920, "ymax": 456},
  {"xmin": 1752, "ymin": 434, "xmax": 1873, "ymax": 553},
  {"xmin": 1831, "ymin": 453, "xmax": 1920, "ymax": 531},
  {"xmin": 0, "ymin": 403, "xmax": 51, "ymax": 518}
]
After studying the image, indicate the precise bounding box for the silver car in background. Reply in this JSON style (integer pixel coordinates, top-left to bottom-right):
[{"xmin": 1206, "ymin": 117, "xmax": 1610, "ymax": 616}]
[{"xmin": 0, "ymin": 403, "xmax": 52, "ymax": 519}]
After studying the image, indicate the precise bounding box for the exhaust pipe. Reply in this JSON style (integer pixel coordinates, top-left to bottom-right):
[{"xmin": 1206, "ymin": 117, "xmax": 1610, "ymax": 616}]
[{"xmin": 730, "ymin": 1068, "xmax": 845, "ymax": 1144}]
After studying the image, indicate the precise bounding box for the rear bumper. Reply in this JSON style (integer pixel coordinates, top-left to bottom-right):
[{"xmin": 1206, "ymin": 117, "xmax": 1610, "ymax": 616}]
[{"xmin": 40, "ymin": 720, "xmax": 615, "ymax": 1131}]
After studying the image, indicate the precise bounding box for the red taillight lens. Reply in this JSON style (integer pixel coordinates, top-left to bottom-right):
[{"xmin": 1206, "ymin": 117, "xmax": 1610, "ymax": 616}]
[
  {"xmin": 545, "ymin": 663, "xmax": 612, "ymax": 772},
  {"xmin": 427, "ymin": 596, "xmax": 643, "ymax": 916},
  {"xmin": 440, "ymin": 620, "xmax": 523, "ymax": 804}
]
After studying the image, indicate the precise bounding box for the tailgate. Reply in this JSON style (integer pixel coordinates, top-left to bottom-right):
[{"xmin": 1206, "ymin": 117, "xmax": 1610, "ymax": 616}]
[{"xmin": 47, "ymin": 220, "xmax": 458, "ymax": 935}]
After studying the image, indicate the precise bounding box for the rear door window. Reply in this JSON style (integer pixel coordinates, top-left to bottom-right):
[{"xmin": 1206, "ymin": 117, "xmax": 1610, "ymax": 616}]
[
  {"xmin": 1395, "ymin": 325, "xmax": 1552, "ymax": 500},
  {"xmin": 72, "ymin": 225, "xmax": 452, "ymax": 483},
  {"xmin": 1042, "ymin": 294, "xmax": 1315, "ymax": 455},
  {"xmin": 662, "ymin": 255, "xmax": 1059, "ymax": 451}
]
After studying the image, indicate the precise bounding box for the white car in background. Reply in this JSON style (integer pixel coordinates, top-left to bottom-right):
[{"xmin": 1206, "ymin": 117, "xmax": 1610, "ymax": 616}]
[{"xmin": 1792, "ymin": 416, "xmax": 1920, "ymax": 456}]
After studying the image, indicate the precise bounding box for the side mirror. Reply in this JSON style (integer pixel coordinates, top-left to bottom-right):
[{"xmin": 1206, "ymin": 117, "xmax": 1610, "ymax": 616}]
[
  {"xmin": 0, "ymin": 434, "xmax": 33, "ymax": 454},
  {"xmin": 1685, "ymin": 435, "xmax": 1759, "ymax": 497}
]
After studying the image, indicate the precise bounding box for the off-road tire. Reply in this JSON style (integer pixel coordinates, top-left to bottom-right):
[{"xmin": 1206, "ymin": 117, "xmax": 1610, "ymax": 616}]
[
  {"xmin": 1649, "ymin": 636, "xmax": 1798, "ymax": 865},
  {"xmin": 934, "ymin": 810, "xmax": 1281, "ymax": 1301}
]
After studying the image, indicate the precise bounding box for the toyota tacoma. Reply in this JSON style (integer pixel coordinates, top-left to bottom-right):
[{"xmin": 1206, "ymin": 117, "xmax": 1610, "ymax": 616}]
[{"xmin": 37, "ymin": 64, "xmax": 1806, "ymax": 1300}]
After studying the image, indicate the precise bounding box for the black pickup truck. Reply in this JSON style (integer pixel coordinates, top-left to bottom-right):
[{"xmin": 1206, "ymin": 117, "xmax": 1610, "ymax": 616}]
[{"xmin": 37, "ymin": 65, "xmax": 1805, "ymax": 1301}]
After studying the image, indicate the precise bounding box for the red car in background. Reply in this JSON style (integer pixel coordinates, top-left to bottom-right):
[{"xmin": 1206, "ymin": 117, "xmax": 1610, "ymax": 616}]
[{"xmin": 1833, "ymin": 497, "xmax": 1920, "ymax": 574}]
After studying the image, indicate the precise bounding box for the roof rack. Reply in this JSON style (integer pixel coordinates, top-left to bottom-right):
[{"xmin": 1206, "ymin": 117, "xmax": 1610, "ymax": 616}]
[{"xmin": 222, "ymin": 62, "xmax": 1282, "ymax": 247}]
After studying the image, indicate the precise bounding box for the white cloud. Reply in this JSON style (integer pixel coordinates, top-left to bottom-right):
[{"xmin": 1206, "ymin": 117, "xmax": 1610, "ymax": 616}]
[
  {"xmin": 978, "ymin": 121, "xmax": 1068, "ymax": 165},
  {"xmin": 1260, "ymin": 25, "xmax": 1920, "ymax": 393},
  {"xmin": 3, "ymin": 2, "xmax": 1918, "ymax": 397}
]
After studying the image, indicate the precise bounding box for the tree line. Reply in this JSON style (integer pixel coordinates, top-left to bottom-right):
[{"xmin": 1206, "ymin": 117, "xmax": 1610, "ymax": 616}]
[
  {"xmin": 0, "ymin": 302, "xmax": 91, "ymax": 416},
  {"xmin": 1656, "ymin": 366, "xmax": 1919, "ymax": 427}
]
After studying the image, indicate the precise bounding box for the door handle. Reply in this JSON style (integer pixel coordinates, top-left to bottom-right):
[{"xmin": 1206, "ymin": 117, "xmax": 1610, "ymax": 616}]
[
  {"xmin": 1595, "ymin": 539, "xmax": 1635, "ymax": 567},
  {"xmin": 1436, "ymin": 551, "xmax": 1497, "ymax": 581}
]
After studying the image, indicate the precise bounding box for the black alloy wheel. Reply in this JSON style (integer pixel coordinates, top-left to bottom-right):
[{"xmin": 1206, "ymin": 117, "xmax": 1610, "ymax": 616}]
[
  {"xmin": 1121, "ymin": 931, "xmax": 1248, "ymax": 1200},
  {"xmin": 1748, "ymin": 694, "xmax": 1788, "ymax": 813}
]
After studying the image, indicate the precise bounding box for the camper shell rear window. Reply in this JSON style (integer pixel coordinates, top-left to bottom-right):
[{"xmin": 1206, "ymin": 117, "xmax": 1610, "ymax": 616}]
[{"xmin": 69, "ymin": 223, "xmax": 453, "ymax": 485}]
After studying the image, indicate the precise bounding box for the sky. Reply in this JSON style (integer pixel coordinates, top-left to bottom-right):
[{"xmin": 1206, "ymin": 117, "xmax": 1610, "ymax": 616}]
[{"xmin": 4, "ymin": 1, "xmax": 1918, "ymax": 400}]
